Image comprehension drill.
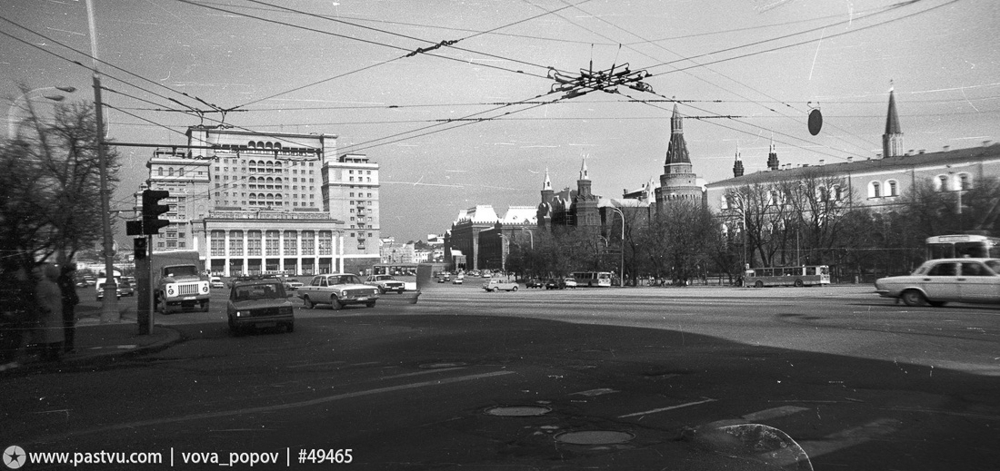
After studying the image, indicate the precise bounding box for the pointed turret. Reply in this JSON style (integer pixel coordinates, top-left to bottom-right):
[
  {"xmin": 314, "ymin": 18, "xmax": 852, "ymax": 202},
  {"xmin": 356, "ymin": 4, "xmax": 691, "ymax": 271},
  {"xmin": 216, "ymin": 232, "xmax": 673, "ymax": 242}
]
[
  {"xmin": 733, "ymin": 149, "xmax": 745, "ymax": 177},
  {"xmin": 882, "ymin": 84, "xmax": 904, "ymax": 158},
  {"xmin": 766, "ymin": 137, "xmax": 779, "ymax": 171},
  {"xmin": 577, "ymin": 158, "xmax": 592, "ymax": 198},
  {"xmin": 540, "ymin": 168, "xmax": 554, "ymax": 205},
  {"xmin": 664, "ymin": 104, "xmax": 690, "ymax": 165}
]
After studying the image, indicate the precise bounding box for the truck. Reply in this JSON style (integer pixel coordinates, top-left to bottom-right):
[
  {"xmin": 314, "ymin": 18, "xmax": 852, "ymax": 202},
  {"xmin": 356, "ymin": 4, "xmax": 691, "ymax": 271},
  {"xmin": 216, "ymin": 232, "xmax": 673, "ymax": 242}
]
[{"xmin": 152, "ymin": 251, "xmax": 211, "ymax": 314}]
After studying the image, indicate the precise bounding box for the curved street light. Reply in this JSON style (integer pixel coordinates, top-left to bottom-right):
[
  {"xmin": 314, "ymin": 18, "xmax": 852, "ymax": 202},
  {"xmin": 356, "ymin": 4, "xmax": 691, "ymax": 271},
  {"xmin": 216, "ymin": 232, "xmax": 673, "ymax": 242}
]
[{"xmin": 7, "ymin": 86, "xmax": 77, "ymax": 138}]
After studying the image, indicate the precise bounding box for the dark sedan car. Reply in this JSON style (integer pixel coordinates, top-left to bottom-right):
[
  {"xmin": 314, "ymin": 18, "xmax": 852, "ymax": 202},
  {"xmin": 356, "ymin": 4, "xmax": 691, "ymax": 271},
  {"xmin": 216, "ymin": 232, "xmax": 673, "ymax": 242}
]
[
  {"xmin": 525, "ymin": 278, "xmax": 544, "ymax": 288},
  {"xmin": 545, "ymin": 278, "xmax": 566, "ymax": 290},
  {"xmin": 228, "ymin": 280, "xmax": 294, "ymax": 335}
]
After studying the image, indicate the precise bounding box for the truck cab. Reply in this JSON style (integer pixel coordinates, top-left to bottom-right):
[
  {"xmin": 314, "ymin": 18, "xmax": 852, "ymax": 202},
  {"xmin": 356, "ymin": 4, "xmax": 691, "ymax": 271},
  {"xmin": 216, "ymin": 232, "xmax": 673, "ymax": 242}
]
[{"xmin": 152, "ymin": 251, "xmax": 210, "ymax": 314}]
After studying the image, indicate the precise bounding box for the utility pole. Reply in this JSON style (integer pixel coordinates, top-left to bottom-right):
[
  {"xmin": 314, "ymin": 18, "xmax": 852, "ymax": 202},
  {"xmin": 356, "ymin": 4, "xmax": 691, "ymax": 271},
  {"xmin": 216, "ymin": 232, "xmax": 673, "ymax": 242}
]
[{"xmin": 86, "ymin": 0, "xmax": 119, "ymax": 323}]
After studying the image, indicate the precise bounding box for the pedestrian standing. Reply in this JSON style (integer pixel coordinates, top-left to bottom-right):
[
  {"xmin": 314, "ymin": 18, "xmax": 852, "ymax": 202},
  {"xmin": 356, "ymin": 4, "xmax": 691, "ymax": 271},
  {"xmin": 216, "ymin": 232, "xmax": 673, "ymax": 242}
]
[
  {"xmin": 35, "ymin": 264, "xmax": 65, "ymax": 362},
  {"xmin": 0, "ymin": 267, "xmax": 33, "ymax": 371},
  {"xmin": 57, "ymin": 262, "xmax": 80, "ymax": 354}
]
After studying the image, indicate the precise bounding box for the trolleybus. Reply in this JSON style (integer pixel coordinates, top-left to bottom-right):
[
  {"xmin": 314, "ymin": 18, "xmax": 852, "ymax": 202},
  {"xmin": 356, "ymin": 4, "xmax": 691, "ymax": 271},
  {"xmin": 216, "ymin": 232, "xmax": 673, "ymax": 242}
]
[{"xmin": 742, "ymin": 265, "xmax": 830, "ymax": 288}]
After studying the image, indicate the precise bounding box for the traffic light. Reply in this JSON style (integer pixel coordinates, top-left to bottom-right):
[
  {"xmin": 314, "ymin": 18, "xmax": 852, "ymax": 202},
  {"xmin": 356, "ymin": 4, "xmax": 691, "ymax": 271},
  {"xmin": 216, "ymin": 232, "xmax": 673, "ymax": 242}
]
[{"xmin": 142, "ymin": 189, "xmax": 171, "ymax": 235}]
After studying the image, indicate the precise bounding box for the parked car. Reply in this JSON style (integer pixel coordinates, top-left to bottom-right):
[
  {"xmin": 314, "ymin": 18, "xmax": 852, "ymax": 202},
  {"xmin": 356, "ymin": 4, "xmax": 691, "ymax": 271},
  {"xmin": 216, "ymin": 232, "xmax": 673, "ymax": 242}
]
[
  {"xmin": 210, "ymin": 276, "xmax": 225, "ymax": 289},
  {"xmin": 545, "ymin": 278, "xmax": 565, "ymax": 290},
  {"xmin": 525, "ymin": 278, "xmax": 544, "ymax": 288},
  {"xmin": 95, "ymin": 277, "xmax": 122, "ymax": 300},
  {"xmin": 118, "ymin": 279, "xmax": 135, "ymax": 297},
  {"xmin": 874, "ymin": 258, "xmax": 1000, "ymax": 306},
  {"xmin": 364, "ymin": 274, "xmax": 405, "ymax": 294},
  {"xmin": 483, "ymin": 278, "xmax": 518, "ymax": 292},
  {"xmin": 227, "ymin": 279, "xmax": 294, "ymax": 335},
  {"xmin": 563, "ymin": 277, "xmax": 578, "ymax": 289},
  {"xmin": 282, "ymin": 278, "xmax": 303, "ymax": 291}
]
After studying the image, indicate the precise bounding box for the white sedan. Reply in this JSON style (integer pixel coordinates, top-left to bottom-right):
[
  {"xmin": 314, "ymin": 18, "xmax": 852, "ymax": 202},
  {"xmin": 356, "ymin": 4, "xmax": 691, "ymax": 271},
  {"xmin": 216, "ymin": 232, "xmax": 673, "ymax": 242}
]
[{"xmin": 874, "ymin": 258, "xmax": 1000, "ymax": 306}]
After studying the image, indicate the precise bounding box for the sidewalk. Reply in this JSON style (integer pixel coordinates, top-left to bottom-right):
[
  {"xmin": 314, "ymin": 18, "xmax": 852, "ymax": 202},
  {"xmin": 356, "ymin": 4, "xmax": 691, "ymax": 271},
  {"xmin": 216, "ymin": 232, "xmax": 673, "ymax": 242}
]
[{"xmin": 1, "ymin": 304, "xmax": 181, "ymax": 375}]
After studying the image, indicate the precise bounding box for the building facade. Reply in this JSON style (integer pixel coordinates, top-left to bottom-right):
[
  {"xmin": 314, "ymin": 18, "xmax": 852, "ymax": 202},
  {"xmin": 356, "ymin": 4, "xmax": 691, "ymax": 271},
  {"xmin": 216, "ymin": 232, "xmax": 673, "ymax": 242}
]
[
  {"xmin": 138, "ymin": 127, "xmax": 380, "ymax": 277},
  {"xmin": 706, "ymin": 87, "xmax": 1000, "ymax": 228}
]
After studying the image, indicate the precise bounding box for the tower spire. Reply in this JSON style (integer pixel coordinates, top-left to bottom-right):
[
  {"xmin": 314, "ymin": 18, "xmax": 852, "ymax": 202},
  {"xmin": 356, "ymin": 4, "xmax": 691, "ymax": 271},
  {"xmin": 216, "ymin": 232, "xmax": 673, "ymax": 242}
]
[
  {"xmin": 766, "ymin": 136, "xmax": 780, "ymax": 171},
  {"xmin": 733, "ymin": 147, "xmax": 744, "ymax": 178},
  {"xmin": 882, "ymin": 82, "xmax": 904, "ymax": 158}
]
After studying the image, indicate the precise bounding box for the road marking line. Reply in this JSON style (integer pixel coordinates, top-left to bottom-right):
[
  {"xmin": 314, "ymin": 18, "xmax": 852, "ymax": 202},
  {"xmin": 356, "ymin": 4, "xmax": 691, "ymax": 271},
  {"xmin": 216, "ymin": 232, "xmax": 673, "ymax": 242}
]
[
  {"xmin": 742, "ymin": 405, "xmax": 810, "ymax": 421},
  {"xmin": 618, "ymin": 397, "xmax": 717, "ymax": 418},
  {"xmin": 53, "ymin": 370, "xmax": 517, "ymax": 438},
  {"xmin": 380, "ymin": 367, "xmax": 465, "ymax": 380},
  {"xmin": 572, "ymin": 388, "xmax": 619, "ymax": 397},
  {"xmin": 288, "ymin": 360, "xmax": 346, "ymax": 368}
]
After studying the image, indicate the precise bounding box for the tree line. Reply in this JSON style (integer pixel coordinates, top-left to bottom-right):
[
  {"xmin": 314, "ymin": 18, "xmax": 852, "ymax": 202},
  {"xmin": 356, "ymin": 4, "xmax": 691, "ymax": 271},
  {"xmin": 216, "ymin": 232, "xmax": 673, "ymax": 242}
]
[{"xmin": 503, "ymin": 167, "xmax": 1000, "ymax": 285}]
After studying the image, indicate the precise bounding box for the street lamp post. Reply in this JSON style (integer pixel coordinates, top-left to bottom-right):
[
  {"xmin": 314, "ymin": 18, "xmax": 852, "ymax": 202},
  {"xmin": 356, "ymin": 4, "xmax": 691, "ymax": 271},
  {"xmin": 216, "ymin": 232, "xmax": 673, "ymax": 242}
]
[
  {"xmin": 608, "ymin": 207, "xmax": 625, "ymax": 287},
  {"xmin": 7, "ymin": 86, "xmax": 77, "ymax": 138},
  {"xmin": 498, "ymin": 233, "xmax": 509, "ymax": 274}
]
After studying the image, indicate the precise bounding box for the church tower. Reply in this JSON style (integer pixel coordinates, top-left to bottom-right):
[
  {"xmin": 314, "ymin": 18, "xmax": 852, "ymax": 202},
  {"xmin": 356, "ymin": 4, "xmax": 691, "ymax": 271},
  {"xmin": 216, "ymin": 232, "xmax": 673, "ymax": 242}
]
[
  {"xmin": 655, "ymin": 104, "xmax": 701, "ymax": 215},
  {"xmin": 766, "ymin": 138, "xmax": 779, "ymax": 171},
  {"xmin": 733, "ymin": 149, "xmax": 744, "ymax": 178},
  {"xmin": 574, "ymin": 159, "xmax": 599, "ymax": 227},
  {"xmin": 540, "ymin": 168, "xmax": 554, "ymax": 204},
  {"xmin": 882, "ymin": 85, "xmax": 904, "ymax": 158}
]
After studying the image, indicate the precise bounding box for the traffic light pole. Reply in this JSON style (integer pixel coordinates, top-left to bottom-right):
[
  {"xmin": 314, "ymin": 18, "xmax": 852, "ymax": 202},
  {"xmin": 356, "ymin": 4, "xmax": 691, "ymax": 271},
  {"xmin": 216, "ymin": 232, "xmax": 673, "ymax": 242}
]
[{"xmin": 136, "ymin": 235, "xmax": 152, "ymax": 335}]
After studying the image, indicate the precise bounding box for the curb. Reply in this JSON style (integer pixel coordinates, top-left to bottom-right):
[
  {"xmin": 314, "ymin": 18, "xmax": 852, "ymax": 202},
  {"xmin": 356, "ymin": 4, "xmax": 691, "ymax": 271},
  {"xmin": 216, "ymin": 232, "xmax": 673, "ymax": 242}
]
[{"xmin": 1, "ymin": 325, "xmax": 183, "ymax": 377}]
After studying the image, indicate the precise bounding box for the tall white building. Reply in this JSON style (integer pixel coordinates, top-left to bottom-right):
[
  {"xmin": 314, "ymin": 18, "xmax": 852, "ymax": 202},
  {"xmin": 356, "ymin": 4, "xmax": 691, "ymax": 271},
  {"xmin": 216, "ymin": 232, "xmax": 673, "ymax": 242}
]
[{"xmin": 138, "ymin": 126, "xmax": 381, "ymax": 276}]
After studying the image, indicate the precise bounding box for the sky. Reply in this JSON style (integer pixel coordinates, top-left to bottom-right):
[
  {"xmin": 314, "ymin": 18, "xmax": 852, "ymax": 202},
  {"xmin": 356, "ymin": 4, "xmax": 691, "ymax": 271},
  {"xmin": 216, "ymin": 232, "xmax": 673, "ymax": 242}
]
[{"xmin": 3, "ymin": 0, "xmax": 998, "ymax": 245}]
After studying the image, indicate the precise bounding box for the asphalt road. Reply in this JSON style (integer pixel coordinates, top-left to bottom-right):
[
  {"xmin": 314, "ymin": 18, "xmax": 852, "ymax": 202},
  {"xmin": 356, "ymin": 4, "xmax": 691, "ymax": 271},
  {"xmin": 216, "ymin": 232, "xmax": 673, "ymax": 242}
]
[{"xmin": 4, "ymin": 283, "xmax": 1000, "ymax": 470}]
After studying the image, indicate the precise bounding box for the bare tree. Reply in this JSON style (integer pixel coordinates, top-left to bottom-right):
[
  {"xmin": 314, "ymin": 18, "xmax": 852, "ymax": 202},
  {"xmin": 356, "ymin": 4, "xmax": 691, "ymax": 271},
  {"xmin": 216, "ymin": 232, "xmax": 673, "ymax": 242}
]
[{"xmin": 0, "ymin": 89, "xmax": 119, "ymax": 274}]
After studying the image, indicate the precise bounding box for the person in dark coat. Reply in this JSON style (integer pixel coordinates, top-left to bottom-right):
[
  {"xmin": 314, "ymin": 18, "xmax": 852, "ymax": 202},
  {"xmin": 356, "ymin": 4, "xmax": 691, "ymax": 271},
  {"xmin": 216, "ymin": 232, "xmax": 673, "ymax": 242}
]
[
  {"xmin": 0, "ymin": 267, "xmax": 32, "ymax": 371},
  {"xmin": 57, "ymin": 262, "xmax": 80, "ymax": 354},
  {"xmin": 35, "ymin": 264, "xmax": 64, "ymax": 362}
]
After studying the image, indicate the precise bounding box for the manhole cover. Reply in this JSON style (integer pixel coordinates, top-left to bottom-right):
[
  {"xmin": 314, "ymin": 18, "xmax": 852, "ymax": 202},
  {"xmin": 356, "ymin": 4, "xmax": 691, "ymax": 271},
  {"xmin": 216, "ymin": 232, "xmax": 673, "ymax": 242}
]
[
  {"xmin": 555, "ymin": 430, "xmax": 634, "ymax": 445},
  {"xmin": 484, "ymin": 406, "xmax": 552, "ymax": 417}
]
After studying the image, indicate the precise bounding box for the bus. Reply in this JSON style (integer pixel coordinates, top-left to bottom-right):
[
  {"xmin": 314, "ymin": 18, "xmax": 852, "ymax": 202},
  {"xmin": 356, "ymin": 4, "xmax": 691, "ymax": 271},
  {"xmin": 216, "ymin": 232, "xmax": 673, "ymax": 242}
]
[
  {"xmin": 370, "ymin": 263, "xmax": 419, "ymax": 278},
  {"xmin": 742, "ymin": 265, "xmax": 830, "ymax": 288},
  {"xmin": 926, "ymin": 234, "xmax": 1000, "ymax": 260},
  {"xmin": 571, "ymin": 271, "xmax": 613, "ymax": 287}
]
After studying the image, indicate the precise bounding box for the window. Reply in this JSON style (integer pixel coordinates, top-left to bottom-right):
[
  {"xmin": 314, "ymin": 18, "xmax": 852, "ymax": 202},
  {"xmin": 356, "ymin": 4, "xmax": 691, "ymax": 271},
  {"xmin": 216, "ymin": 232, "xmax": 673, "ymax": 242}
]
[
  {"xmin": 265, "ymin": 231, "xmax": 280, "ymax": 256},
  {"xmin": 868, "ymin": 181, "xmax": 881, "ymax": 198},
  {"xmin": 886, "ymin": 180, "xmax": 898, "ymax": 197},
  {"xmin": 959, "ymin": 173, "xmax": 972, "ymax": 190},
  {"xmin": 283, "ymin": 230, "xmax": 297, "ymax": 255},
  {"xmin": 318, "ymin": 231, "xmax": 332, "ymax": 255},
  {"xmin": 927, "ymin": 262, "xmax": 957, "ymax": 277},
  {"xmin": 229, "ymin": 230, "xmax": 243, "ymax": 256},
  {"xmin": 248, "ymin": 230, "xmax": 262, "ymax": 256},
  {"xmin": 936, "ymin": 175, "xmax": 949, "ymax": 192},
  {"xmin": 961, "ymin": 262, "xmax": 991, "ymax": 277}
]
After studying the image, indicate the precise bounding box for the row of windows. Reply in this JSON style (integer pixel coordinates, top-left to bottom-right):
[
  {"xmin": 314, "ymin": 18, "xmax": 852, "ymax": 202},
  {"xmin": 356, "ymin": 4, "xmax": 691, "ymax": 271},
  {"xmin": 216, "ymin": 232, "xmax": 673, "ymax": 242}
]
[
  {"xmin": 207, "ymin": 230, "xmax": 375, "ymax": 257},
  {"xmin": 214, "ymin": 191, "xmax": 317, "ymax": 199},
  {"xmin": 220, "ymin": 158, "xmax": 314, "ymax": 167},
  {"xmin": 867, "ymin": 173, "xmax": 972, "ymax": 199},
  {"xmin": 212, "ymin": 165, "xmax": 316, "ymax": 177},
  {"xmin": 216, "ymin": 142, "xmax": 318, "ymax": 155},
  {"xmin": 156, "ymin": 167, "xmax": 205, "ymax": 177}
]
